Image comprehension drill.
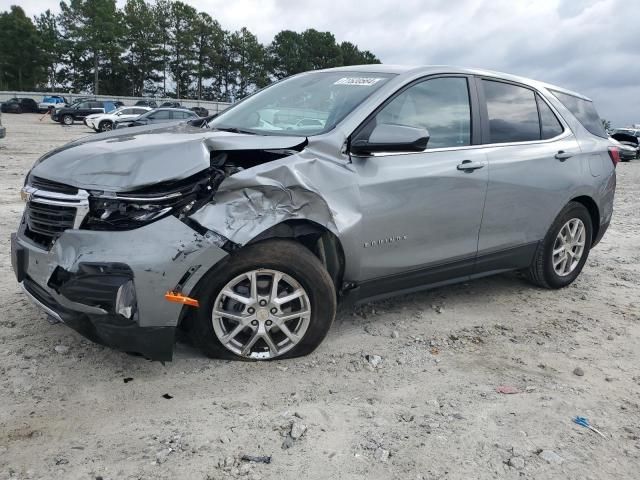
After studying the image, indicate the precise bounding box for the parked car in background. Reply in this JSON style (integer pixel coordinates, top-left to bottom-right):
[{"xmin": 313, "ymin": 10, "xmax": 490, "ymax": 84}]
[
  {"xmin": 160, "ymin": 101, "xmax": 182, "ymax": 108},
  {"xmin": 85, "ymin": 106, "xmax": 152, "ymax": 132},
  {"xmin": 611, "ymin": 127, "xmax": 640, "ymax": 137},
  {"xmin": 0, "ymin": 112, "xmax": 5, "ymax": 138},
  {"xmin": 38, "ymin": 95, "xmax": 68, "ymax": 112},
  {"xmin": 135, "ymin": 99, "xmax": 158, "ymax": 108},
  {"xmin": 190, "ymin": 106, "xmax": 209, "ymax": 117},
  {"xmin": 11, "ymin": 66, "xmax": 617, "ymax": 362},
  {"xmin": 52, "ymin": 100, "xmax": 117, "ymax": 125},
  {"xmin": 610, "ymin": 132, "xmax": 639, "ymax": 160},
  {"xmin": 609, "ymin": 138, "xmax": 637, "ymax": 161},
  {"xmin": 1, "ymin": 97, "xmax": 39, "ymax": 113},
  {"xmin": 114, "ymin": 107, "xmax": 197, "ymax": 128}
]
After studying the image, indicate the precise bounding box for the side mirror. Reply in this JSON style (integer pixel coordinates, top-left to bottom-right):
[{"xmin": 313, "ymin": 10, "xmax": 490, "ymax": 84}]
[{"xmin": 351, "ymin": 123, "xmax": 430, "ymax": 155}]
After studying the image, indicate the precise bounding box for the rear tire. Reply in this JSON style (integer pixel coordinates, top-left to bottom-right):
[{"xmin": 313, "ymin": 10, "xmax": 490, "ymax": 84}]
[
  {"xmin": 526, "ymin": 202, "xmax": 593, "ymax": 289},
  {"xmin": 190, "ymin": 239, "xmax": 336, "ymax": 361}
]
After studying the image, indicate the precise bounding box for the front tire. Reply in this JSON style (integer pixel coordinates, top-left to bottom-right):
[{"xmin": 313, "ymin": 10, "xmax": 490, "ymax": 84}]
[
  {"xmin": 190, "ymin": 240, "xmax": 336, "ymax": 361},
  {"xmin": 99, "ymin": 121, "xmax": 113, "ymax": 132},
  {"xmin": 526, "ymin": 202, "xmax": 593, "ymax": 289},
  {"xmin": 62, "ymin": 114, "xmax": 74, "ymax": 125}
]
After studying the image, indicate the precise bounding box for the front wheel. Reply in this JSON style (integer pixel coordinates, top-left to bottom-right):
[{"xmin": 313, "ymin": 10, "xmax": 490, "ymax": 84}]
[
  {"xmin": 526, "ymin": 202, "xmax": 593, "ymax": 289},
  {"xmin": 99, "ymin": 121, "xmax": 113, "ymax": 132},
  {"xmin": 190, "ymin": 240, "xmax": 336, "ymax": 361},
  {"xmin": 62, "ymin": 114, "xmax": 74, "ymax": 125}
]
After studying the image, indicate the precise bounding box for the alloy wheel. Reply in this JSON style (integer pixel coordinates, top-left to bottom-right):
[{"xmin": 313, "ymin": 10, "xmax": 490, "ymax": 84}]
[
  {"xmin": 211, "ymin": 269, "xmax": 311, "ymax": 359},
  {"xmin": 552, "ymin": 218, "xmax": 586, "ymax": 276}
]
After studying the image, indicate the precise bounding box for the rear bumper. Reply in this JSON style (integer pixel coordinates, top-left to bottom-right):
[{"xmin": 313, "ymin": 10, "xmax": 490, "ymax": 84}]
[
  {"xmin": 11, "ymin": 215, "xmax": 229, "ymax": 360},
  {"xmin": 592, "ymin": 219, "xmax": 610, "ymax": 248}
]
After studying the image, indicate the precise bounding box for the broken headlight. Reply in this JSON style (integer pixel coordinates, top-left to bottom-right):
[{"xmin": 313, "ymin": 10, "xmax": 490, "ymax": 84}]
[{"xmin": 83, "ymin": 169, "xmax": 224, "ymax": 231}]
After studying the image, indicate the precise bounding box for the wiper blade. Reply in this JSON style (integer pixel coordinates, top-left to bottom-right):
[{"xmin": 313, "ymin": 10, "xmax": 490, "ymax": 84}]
[{"xmin": 214, "ymin": 127, "xmax": 258, "ymax": 135}]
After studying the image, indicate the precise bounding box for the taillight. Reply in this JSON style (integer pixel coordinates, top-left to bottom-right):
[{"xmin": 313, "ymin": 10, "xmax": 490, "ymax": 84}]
[{"xmin": 608, "ymin": 146, "xmax": 620, "ymax": 167}]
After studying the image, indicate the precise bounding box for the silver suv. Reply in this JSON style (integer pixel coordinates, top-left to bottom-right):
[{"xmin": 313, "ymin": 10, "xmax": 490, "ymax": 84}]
[{"xmin": 11, "ymin": 66, "xmax": 617, "ymax": 361}]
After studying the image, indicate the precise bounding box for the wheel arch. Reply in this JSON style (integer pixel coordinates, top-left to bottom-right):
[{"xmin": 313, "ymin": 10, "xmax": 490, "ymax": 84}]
[
  {"xmin": 177, "ymin": 220, "xmax": 345, "ymax": 331},
  {"xmin": 570, "ymin": 195, "xmax": 600, "ymax": 244},
  {"xmin": 247, "ymin": 219, "xmax": 345, "ymax": 291}
]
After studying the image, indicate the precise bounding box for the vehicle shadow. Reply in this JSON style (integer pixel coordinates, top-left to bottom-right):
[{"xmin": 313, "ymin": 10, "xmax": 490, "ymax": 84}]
[{"xmin": 173, "ymin": 270, "xmax": 532, "ymax": 360}]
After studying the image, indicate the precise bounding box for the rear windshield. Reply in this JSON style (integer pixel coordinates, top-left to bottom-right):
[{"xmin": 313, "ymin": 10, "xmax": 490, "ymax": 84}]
[{"xmin": 550, "ymin": 90, "xmax": 607, "ymax": 138}]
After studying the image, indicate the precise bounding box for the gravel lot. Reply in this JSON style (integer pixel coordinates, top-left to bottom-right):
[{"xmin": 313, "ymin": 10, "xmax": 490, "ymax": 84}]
[{"xmin": 0, "ymin": 113, "xmax": 639, "ymax": 480}]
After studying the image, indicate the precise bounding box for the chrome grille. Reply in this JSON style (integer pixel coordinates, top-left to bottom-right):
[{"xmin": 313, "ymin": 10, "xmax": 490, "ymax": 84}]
[
  {"xmin": 27, "ymin": 202, "xmax": 76, "ymax": 236},
  {"xmin": 22, "ymin": 184, "xmax": 89, "ymax": 249}
]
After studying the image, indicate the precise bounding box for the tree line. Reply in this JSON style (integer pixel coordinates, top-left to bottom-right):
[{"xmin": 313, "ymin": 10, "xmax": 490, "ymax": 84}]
[{"xmin": 0, "ymin": 0, "xmax": 381, "ymax": 102}]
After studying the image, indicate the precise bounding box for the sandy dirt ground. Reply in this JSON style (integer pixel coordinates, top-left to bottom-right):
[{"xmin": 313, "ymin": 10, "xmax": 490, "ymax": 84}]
[{"xmin": 0, "ymin": 113, "xmax": 638, "ymax": 480}]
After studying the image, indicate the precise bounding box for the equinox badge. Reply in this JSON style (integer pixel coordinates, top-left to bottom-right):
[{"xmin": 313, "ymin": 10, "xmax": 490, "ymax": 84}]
[{"xmin": 363, "ymin": 235, "xmax": 408, "ymax": 248}]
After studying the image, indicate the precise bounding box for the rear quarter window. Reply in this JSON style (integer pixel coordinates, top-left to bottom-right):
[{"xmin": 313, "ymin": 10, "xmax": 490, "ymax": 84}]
[{"xmin": 550, "ymin": 90, "xmax": 607, "ymax": 138}]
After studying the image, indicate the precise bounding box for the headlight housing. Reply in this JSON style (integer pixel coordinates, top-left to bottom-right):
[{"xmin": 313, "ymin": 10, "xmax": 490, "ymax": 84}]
[{"xmin": 83, "ymin": 169, "xmax": 225, "ymax": 231}]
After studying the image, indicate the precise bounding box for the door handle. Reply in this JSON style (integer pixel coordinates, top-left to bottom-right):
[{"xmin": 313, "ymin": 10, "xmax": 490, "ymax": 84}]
[
  {"xmin": 555, "ymin": 150, "xmax": 573, "ymax": 161},
  {"xmin": 457, "ymin": 160, "xmax": 486, "ymax": 171}
]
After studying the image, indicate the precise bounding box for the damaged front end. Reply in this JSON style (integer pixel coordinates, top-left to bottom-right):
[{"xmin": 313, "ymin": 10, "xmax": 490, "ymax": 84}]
[{"xmin": 13, "ymin": 126, "xmax": 353, "ymax": 360}]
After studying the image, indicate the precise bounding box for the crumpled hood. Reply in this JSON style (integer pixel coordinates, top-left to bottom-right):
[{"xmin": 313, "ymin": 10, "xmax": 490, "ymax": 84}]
[{"xmin": 29, "ymin": 122, "xmax": 307, "ymax": 192}]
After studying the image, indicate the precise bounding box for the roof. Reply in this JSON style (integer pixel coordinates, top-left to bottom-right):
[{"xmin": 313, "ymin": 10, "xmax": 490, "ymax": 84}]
[{"xmin": 317, "ymin": 64, "xmax": 591, "ymax": 101}]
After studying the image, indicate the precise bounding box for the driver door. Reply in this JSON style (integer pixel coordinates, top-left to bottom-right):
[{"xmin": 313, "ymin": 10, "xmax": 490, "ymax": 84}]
[{"xmin": 350, "ymin": 76, "xmax": 489, "ymax": 294}]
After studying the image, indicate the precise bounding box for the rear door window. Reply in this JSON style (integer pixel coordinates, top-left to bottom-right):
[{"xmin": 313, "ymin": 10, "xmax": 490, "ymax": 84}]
[
  {"xmin": 149, "ymin": 110, "xmax": 171, "ymax": 120},
  {"xmin": 550, "ymin": 90, "xmax": 607, "ymax": 138},
  {"xmin": 483, "ymin": 80, "xmax": 540, "ymax": 143},
  {"xmin": 536, "ymin": 95, "xmax": 564, "ymax": 139}
]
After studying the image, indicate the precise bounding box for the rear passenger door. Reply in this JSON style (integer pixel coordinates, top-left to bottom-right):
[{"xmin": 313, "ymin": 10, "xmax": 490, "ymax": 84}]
[{"xmin": 474, "ymin": 78, "xmax": 581, "ymax": 272}]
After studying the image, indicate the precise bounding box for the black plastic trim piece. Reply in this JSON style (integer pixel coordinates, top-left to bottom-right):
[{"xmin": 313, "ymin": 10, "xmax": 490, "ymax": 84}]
[
  {"xmin": 23, "ymin": 276, "xmax": 175, "ymax": 361},
  {"xmin": 342, "ymin": 242, "xmax": 540, "ymax": 306},
  {"xmin": 473, "ymin": 242, "xmax": 538, "ymax": 275}
]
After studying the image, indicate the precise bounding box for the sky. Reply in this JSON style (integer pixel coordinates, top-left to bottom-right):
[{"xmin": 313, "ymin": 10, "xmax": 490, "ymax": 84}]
[{"xmin": 3, "ymin": 0, "xmax": 638, "ymax": 126}]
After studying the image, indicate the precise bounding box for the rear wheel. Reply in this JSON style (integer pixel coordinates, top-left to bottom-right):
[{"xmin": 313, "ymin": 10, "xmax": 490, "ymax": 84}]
[
  {"xmin": 62, "ymin": 114, "xmax": 74, "ymax": 125},
  {"xmin": 190, "ymin": 240, "xmax": 336, "ymax": 360},
  {"xmin": 526, "ymin": 202, "xmax": 593, "ymax": 289}
]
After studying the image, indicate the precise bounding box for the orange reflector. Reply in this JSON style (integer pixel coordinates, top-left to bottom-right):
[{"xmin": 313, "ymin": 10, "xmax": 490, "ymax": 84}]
[{"xmin": 164, "ymin": 291, "xmax": 200, "ymax": 307}]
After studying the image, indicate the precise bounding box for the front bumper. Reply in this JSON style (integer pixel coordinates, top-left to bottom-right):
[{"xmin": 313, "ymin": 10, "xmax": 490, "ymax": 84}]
[{"xmin": 11, "ymin": 215, "xmax": 228, "ymax": 360}]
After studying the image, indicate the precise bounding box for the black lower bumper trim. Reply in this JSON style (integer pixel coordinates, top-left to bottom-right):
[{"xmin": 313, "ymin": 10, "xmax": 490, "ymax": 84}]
[{"xmin": 23, "ymin": 277, "xmax": 175, "ymax": 361}]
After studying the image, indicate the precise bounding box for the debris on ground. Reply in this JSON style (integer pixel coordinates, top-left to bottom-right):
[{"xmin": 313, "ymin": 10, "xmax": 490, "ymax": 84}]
[
  {"xmin": 241, "ymin": 454, "xmax": 272, "ymax": 464},
  {"xmin": 365, "ymin": 354, "xmax": 383, "ymax": 369},
  {"xmin": 496, "ymin": 385, "xmax": 520, "ymax": 394},
  {"xmin": 573, "ymin": 416, "xmax": 606, "ymax": 438},
  {"xmin": 538, "ymin": 450, "xmax": 564, "ymax": 464}
]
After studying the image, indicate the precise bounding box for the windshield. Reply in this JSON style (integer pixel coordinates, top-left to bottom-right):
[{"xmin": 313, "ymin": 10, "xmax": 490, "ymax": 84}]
[{"xmin": 208, "ymin": 71, "xmax": 395, "ymax": 136}]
